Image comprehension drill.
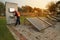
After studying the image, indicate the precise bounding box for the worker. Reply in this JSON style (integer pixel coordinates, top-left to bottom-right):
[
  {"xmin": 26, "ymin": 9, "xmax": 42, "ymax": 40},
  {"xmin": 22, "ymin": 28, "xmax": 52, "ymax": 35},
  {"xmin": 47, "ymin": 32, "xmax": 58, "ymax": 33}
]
[{"xmin": 14, "ymin": 11, "xmax": 20, "ymax": 26}]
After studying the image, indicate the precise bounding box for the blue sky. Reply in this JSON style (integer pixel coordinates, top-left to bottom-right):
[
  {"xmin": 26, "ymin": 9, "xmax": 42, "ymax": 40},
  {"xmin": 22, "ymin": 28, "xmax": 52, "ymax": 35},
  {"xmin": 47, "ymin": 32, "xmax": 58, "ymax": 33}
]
[{"xmin": 1, "ymin": 0, "xmax": 60, "ymax": 9}]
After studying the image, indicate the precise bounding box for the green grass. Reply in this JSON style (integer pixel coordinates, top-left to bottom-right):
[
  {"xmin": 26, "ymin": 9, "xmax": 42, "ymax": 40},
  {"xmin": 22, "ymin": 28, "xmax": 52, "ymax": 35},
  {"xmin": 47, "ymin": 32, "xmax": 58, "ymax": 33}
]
[
  {"xmin": 0, "ymin": 16, "xmax": 28, "ymax": 40},
  {"xmin": 20, "ymin": 16, "xmax": 25, "ymax": 24},
  {"xmin": 0, "ymin": 17, "xmax": 15, "ymax": 40}
]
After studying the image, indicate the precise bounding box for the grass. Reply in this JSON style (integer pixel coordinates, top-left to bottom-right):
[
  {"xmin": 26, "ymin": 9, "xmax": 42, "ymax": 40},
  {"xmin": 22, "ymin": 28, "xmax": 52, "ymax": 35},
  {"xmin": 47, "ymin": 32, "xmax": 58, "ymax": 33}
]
[
  {"xmin": 0, "ymin": 17, "xmax": 15, "ymax": 40},
  {"xmin": 20, "ymin": 16, "xmax": 25, "ymax": 24},
  {"xmin": 0, "ymin": 16, "xmax": 29, "ymax": 40}
]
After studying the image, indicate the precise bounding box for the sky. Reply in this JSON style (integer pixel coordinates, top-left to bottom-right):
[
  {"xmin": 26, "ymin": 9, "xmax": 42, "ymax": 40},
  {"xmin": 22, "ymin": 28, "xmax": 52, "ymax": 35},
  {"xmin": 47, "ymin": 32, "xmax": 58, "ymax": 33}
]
[
  {"xmin": 0, "ymin": 0, "xmax": 5, "ymax": 3},
  {"xmin": 1, "ymin": 0, "xmax": 60, "ymax": 9}
]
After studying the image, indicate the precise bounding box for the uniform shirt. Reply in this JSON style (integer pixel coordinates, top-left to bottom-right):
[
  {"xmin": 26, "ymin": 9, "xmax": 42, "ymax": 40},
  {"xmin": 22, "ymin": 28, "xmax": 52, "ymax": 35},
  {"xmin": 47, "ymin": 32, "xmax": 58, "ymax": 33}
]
[{"xmin": 15, "ymin": 11, "xmax": 20, "ymax": 18}]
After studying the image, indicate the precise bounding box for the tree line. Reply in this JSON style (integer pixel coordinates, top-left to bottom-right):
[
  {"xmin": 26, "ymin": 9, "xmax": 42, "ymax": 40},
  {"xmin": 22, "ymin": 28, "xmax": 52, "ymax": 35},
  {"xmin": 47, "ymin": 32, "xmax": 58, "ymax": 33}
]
[
  {"xmin": 0, "ymin": 2, "xmax": 5, "ymax": 16},
  {"xmin": 0, "ymin": 1, "xmax": 60, "ymax": 16}
]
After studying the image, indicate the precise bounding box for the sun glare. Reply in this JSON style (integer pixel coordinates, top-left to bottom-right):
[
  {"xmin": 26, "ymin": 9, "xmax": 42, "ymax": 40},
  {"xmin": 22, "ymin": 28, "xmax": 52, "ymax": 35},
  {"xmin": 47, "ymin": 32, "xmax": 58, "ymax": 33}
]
[
  {"xmin": 23, "ymin": 0, "xmax": 59, "ymax": 9},
  {"xmin": 6, "ymin": 0, "xmax": 59, "ymax": 9}
]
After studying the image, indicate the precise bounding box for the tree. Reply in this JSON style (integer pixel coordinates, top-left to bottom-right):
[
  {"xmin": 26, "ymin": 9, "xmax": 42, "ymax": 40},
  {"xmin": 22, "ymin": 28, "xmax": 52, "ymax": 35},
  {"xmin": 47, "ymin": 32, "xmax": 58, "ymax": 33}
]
[
  {"xmin": 0, "ymin": 2, "xmax": 5, "ymax": 16},
  {"xmin": 21, "ymin": 5, "xmax": 33, "ymax": 12},
  {"xmin": 18, "ymin": 7, "xmax": 22, "ymax": 12},
  {"xmin": 46, "ymin": 2, "xmax": 56, "ymax": 13},
  {"xmin": 33, "ymin": 7, "xmax": 42, "ymax": 16},
  {"xmin": 47, "ymin": 1, "xmax": 60, "ymax": 21},
  {"xmin": 47, "ymin": 1, "xmax": 60, "ymax": 15},
  {"xmin": 56, "ymin": 1, "xmax": 60, "ymax": 15}
]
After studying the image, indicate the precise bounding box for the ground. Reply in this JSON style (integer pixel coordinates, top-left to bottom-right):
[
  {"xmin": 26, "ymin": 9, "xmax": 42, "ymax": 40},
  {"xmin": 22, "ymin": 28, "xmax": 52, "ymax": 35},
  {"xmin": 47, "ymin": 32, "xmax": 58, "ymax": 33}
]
[
  {"xmin": 8, "ymin": 17, "xmax": 60, "ymax": 40},
  {"xmin": 8, "ymin": 24, "xmax": 60, "ymax": 40},
  {"xmin": 0, "ymin": 16, "xmax": 60, "ymax": 40}
]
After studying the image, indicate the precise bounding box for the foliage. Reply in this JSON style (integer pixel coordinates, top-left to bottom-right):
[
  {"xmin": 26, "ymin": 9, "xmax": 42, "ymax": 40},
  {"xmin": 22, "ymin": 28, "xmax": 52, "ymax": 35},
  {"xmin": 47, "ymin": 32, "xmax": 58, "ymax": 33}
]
[
  {"xmin": 18, "ymin": 5, "xmax": 45, "ymax": 16},
  {"xmin": 47, "ymin": 1, "xmax": 60, "ymax": 13},
  {"xmin": 21, "ymin": 5, "xmax": 33, "ymax": 12},
  {"xmin": 0, "ymin": 2, "xmax": 5, "ymax": 16},
  {"xmin": 47, "ymin": 2, "xmax": 56, "ymax": 12}
]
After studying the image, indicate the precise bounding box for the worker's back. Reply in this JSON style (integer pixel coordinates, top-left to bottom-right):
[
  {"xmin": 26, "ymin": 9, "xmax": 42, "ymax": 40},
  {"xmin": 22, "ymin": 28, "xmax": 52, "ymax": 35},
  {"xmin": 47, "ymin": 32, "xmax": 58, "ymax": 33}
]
[
  {"xmin": 15, "ymin": 11, "xmax": 20, "ymax": 17},
  {"xmin": 17, "ymin": 11, "xmax": 20, "ymax": 17}
]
